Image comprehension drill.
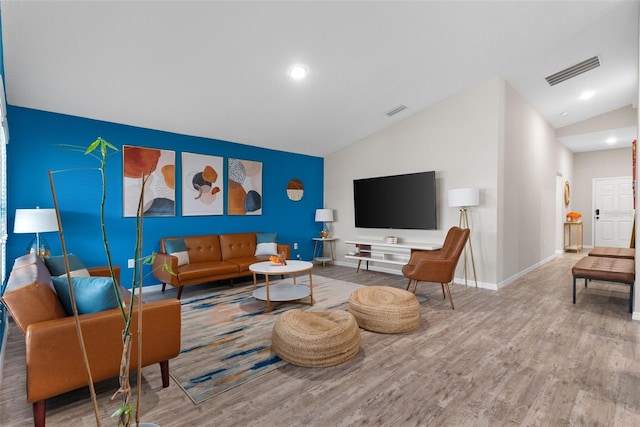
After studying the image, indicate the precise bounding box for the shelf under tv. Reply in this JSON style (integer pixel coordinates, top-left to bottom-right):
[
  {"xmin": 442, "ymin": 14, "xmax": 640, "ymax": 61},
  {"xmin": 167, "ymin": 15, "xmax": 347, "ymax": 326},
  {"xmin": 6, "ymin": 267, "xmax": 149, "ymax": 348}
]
[{"xmin": 344, "ymin": 239, "xmax": 442, "ymax": 272}]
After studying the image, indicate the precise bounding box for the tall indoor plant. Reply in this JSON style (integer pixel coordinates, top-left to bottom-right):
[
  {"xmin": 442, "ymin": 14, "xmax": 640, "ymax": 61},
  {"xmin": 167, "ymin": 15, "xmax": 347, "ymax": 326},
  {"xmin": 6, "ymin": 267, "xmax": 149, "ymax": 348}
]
[{"xmin": 49, "ymin": 137, "xmax": 166, "ymax": 426}]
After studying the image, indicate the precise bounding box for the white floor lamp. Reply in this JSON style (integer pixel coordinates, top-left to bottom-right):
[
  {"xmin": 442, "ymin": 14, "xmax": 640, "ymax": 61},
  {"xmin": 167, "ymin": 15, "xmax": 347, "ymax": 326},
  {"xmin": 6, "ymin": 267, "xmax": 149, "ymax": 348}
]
[{"xmin": 448, "ymin": 188, "xmax": 479, "ymax": 288}]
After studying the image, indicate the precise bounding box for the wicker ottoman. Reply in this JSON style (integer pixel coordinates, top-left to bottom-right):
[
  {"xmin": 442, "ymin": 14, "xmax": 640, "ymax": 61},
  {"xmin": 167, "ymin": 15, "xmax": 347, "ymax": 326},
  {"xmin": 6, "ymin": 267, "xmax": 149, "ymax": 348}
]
[
  {"xmin": 348, "ymin": 286, "xmax": 420, "ymax": 333},
  {"xmin": 272, "ymin": 309, "xmax": 361, "ymax": 367}
]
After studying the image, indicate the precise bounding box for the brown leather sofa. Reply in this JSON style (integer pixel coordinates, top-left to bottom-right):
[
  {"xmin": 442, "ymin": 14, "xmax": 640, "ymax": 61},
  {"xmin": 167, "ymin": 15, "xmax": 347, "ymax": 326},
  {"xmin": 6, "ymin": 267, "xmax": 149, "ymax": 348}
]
[
  {"xmin": 153, "ymin": 231, "xmax": 290, "ymax": 299},
  {"xmin": 1, "ymin": 263, "xmax": 182, "ymax": 427}
]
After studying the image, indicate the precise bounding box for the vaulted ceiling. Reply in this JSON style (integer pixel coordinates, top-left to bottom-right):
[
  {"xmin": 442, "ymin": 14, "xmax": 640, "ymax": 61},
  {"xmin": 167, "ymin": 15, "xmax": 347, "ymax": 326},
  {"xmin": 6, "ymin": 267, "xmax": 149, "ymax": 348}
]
[{"xmin": 1, "ymin": 1, "xmax": 638, "ymax": 157}]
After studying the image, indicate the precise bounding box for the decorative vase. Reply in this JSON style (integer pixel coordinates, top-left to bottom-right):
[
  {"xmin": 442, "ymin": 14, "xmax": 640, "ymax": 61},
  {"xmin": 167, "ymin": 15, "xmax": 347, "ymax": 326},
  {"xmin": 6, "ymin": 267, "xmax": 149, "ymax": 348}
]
[
  {"xmin": 320, "ymin": 230, "xmax": 329, "ymax": 238},
  {"xmin": 278, "ymin": 252, "xmax": 287, "ymax": 265}
]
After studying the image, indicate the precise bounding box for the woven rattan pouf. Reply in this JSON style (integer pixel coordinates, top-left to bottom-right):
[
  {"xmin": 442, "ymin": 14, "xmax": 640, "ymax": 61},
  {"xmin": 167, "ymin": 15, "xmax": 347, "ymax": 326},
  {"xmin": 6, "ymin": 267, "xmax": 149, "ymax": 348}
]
[
  {"xmin": 348, "ymin": 286, "xmax": 420, "ymax": 333},
  {"xmin": 272, "ymin": 309, "xmax": 361, "ymax": 367}
]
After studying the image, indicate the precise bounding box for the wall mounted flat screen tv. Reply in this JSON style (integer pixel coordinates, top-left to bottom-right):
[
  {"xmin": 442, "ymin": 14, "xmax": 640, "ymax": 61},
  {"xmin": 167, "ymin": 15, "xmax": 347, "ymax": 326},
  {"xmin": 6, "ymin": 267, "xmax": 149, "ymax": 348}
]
[{"xmin": 353, "ymin": 171, "xmax": 437, "ymax": 230}]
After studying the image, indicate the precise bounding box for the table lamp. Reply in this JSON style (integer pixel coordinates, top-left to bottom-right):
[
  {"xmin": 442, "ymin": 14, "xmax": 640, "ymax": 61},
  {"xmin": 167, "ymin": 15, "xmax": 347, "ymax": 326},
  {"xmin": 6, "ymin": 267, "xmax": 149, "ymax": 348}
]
[
  {"xmin": 14, "ymin": 206, "xmax": 59, "ymax": 257},
  {"xmin": 315, "ymin": 208, "xmax": 334, "ymax": 238}
]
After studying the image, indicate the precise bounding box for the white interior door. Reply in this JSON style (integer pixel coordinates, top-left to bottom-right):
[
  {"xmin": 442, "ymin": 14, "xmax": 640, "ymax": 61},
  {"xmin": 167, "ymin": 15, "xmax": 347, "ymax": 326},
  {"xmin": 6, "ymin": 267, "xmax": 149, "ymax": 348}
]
[{"xmin": 593, "ymin": 176, "xmax": 634, "ymax": 248}]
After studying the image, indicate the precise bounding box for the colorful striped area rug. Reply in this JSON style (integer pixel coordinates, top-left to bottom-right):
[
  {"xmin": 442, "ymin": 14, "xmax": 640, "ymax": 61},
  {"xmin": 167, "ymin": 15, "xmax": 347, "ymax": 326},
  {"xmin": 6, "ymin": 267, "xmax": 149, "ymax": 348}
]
[{"xmin": 169, "ymin": 275, "xmax": 364, "ymax": 404}]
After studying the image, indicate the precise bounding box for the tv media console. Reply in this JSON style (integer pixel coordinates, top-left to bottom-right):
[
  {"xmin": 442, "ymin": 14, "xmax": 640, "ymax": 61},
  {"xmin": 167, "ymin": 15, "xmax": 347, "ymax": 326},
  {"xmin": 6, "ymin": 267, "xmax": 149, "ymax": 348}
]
[{"xmin": 344, "ymin": 239, "xmax": 443, "ymax": 273}]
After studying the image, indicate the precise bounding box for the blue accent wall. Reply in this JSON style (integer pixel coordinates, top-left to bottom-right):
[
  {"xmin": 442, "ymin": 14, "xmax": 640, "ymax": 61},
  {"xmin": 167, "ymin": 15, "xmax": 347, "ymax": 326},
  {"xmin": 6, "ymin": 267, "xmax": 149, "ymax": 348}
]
[{"xmin": 6, "ymin": 106, "xmax": 324, "ymax": 288}]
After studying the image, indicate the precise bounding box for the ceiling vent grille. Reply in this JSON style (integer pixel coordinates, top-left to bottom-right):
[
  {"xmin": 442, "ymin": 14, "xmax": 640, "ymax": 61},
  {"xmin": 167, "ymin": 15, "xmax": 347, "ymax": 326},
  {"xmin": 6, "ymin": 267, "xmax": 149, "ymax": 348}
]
[
  {"xmin": 385, "ymin": 104, "xmax": 407, "ymax": 117},
  {"xmin": 545, "ymin": 56, "xmax": 601, "ymax": 86}
]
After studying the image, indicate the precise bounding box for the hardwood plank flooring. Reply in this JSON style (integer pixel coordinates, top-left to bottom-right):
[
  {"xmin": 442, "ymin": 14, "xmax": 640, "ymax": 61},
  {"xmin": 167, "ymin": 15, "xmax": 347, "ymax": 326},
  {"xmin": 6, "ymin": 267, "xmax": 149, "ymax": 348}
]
[{"xmin": 2, "ymin": 253, "xmax": 640, "ymax": 426}]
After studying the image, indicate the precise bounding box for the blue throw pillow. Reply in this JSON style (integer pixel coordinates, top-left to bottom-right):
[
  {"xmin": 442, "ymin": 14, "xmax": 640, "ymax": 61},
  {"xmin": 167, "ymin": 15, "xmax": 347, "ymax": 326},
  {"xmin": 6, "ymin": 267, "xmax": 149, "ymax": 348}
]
[
  {"xmin": 51, "ymin": 276, "xmax": 119, "ymax": 315},
  {"xmin": 255, "ymin": 233, "xmax": 278, "ymax": 256},
  {"xmin": 165, "ymin": 238, "xmax": 190, "ymax": 266},
  {"xmin": 45, "ymin": 254, "xmax": 90, "ymax": 277}
]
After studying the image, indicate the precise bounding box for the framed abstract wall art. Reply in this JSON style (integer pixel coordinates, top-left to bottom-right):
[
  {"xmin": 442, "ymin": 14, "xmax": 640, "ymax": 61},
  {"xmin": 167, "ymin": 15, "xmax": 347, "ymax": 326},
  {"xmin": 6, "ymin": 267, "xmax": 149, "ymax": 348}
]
[
  {"xmin": 182, "ymin": 152, "xmax": 224, "ymax": 216},
  {"xmin": 228, "ymin": 158, "xmax": 262, "ymax": 215},
  {"xmin": 122, "ymin": 145, "xmax": 175, "ymax": 217}
]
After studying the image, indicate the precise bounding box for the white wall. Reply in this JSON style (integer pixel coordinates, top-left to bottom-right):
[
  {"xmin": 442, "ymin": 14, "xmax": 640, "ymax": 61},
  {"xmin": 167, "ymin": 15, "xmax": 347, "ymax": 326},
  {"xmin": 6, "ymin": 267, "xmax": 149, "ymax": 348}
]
[
  {"xmin": 325, "ymin": 76, "xmax": 501, "ymax": 285},
  {"xmin": 500, "ymin": 83, "xmax": 573, "ymax": 285},
  {"xmin": 573, "ymin": 147, "xmax": 633, "ymax": 246},
  {"xmin": 325, "ymin": 75, "xmax": 574, "ymax": 289}
]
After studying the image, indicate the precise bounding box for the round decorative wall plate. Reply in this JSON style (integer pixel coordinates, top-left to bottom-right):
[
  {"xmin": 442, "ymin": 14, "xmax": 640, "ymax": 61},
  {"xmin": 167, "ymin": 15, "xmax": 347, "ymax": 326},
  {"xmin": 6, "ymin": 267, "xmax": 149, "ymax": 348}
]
[{"xmin": 287, "ymin": 178, "xmax": 304, "ymax": 201}]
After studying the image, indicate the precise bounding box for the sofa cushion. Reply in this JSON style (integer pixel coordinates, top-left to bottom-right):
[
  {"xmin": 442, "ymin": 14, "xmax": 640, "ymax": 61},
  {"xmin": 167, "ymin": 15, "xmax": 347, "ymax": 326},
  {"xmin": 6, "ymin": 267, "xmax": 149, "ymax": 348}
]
[
  {"xmin": 1, "ymin": 283, "xmax": 68, "ymax": 334},
  {"xmin": 220, "ymin": 232, "xmax": 259, "ymax": 260},
  {"xmin": 45, "ymin": 254, "xmax": 90, "ymax": 277},
  {"xmin": 165, "ymin": 238, "xmax": 190, "ymax": 266},
  {"xmin": 5, "ymin": 253, "xmax": 54, "ymax": 293},
  {"xmin": 255, "ymin": 232, "xmax": 278, "ymax": 256},
  {"xmin": 228, "ymin": 256, "xmax": 266, "ymax": 272},
  {"xmin": 182, "ymin": 235, "xmax": 223, "ymax": 264},
  {"xmin": 177, "ymin": 260, "xmax": 239, "ymax": 282},
  {"xmin": 51, "ymin": 276, "xmax": 120, "ymax": 315}
]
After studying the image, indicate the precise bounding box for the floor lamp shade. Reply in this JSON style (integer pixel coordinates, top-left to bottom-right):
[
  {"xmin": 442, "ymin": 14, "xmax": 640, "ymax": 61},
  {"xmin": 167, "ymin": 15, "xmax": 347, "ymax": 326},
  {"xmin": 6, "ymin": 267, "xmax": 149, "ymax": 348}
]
[
  {"xmin": 14, "ymin": 207, "xmax": 59, "ymax": 257},
  {"xmin": 315, "ymin": 208, "xmax": 334, "ymax": 238},
  {"xmin": 448, "ymin": 188, "xmax": 480, "ymax": 208}
]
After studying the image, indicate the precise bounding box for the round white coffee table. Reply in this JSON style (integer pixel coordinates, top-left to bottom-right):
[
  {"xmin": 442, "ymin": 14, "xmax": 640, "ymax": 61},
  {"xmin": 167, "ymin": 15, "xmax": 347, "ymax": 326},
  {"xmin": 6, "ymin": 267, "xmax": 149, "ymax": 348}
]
[{"xmin": 250, "ymin": 260, "xmax": 314, "ymax": 312}]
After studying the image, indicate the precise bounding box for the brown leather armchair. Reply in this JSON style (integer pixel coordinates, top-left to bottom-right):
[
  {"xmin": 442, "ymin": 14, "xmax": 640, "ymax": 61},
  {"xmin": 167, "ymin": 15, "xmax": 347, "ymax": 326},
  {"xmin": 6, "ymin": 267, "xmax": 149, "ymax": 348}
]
[
  {"xmin": 401, "ymin": 227, "xmax": 470, "ymax": 309},
  {"xmin": 1, "ymin": 264, "xmax": 181, "ymax": 427}
]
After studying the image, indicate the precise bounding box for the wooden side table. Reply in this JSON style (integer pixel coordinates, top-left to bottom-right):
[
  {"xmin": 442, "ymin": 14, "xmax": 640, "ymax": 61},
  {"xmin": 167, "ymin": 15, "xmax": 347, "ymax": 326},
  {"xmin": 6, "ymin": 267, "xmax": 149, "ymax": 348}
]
[
  {"xmin": 313, "ymin": 237, "xmax": 337, "ymax": 266},
  {"xmin": 564, "ymin": 221, "xmax": 583, "ymax": 253}
]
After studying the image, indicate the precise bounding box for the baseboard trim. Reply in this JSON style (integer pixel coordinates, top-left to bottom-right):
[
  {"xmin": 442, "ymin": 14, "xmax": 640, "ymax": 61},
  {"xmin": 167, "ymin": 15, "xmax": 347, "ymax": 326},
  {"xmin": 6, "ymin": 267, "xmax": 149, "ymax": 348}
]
[
  {"xmin": 126, "ymin": 283, "xmax": 165, "ymax": 294},
  {"xmin": 495, "ymin": 253, "xmax": 558, "ymax": 290},
  {"xmin": 337, "ymin": 253, "xmax": 560, "ymax": 291}
]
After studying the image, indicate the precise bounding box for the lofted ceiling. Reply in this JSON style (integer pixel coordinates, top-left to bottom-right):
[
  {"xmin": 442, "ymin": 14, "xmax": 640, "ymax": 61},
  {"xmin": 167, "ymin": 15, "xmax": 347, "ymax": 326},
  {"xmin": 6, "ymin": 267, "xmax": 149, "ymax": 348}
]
[{"xmin": 1, "ymin": 1, "xmax": 638, "ymax": 157}]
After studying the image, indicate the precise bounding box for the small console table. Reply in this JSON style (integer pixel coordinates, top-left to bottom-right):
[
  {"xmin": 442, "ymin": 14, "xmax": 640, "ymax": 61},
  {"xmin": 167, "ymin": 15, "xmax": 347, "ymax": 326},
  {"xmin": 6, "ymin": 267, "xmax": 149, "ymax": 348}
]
[
  {"xmin": 313, "ymin": 237, "xmax": 337, "ymax": 266},
  {"xmin": 564, "ymin": 222, "xmax": 583, "ymax": 253},
  {"xmin": 344, "ymin": 239, "xmax": 442, "ymax": 272}
]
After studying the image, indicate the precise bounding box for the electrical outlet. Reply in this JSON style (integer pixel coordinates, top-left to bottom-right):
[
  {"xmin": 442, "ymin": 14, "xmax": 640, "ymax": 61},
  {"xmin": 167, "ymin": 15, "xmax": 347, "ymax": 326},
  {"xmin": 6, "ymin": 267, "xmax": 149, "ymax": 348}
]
[
  {"xmin": 128, "ymin": 259, "xmax": 135, "ymax": 269},
  {"xmin": 293, "ymin": 242, "xmax": 298, "ymax": 250}
]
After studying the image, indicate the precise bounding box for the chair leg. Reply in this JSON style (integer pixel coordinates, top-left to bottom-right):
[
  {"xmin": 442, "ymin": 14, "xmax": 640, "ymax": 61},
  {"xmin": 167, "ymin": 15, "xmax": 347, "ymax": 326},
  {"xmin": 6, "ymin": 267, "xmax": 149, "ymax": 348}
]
[
  {"xmin": 160, "ymin": 360, "xmax": 170, "ymax": 387},
  {"xmin": 33, "ymin": 400, "xmax": 45, "ymax": 427},
  {"xmin": 162, "ymin": 283, "xmax": 166, "ymax": 292},
  {"xmin": 440, "ymin": 283, "xmax": 446, "ymax": 299},
  {"xmin": 407, "ymin": 279, "xmax": 418, "ymax": 293},
  {"xmin": 443, "ymin": 282, "xmax": 455, "ymax": 309}
]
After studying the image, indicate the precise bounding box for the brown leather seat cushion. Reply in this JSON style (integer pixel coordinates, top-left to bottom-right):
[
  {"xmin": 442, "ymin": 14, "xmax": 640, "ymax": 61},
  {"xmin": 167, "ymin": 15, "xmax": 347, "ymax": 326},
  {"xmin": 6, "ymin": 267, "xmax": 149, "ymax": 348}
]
[
  {"xmin": 588, "ymin": 247, "xmax": 635, "ymax": 260},
  {"xmin": 572, "ymin": 256, "xmax": 635, "ymax": 283},
  {"xmin": 177, "ymin": 260, "xmax": 238, "ymax": 281}
]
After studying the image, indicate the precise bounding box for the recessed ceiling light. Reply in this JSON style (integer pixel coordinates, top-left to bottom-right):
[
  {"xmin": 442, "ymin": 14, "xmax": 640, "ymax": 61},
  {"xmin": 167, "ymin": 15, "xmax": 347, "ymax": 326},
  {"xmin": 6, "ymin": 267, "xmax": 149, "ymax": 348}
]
[
  {"xmin": 578, "ymin": 90, "xmax": 595, "ymax": 100},
  {"xmin": 288, "ymin": 65, "xmax": 308, "ymax": 80},
  {"xmin": 559, "ymin": 111, "xmax": 569, "ymax": 116},
  {"xmin": 606, "ymin": 137, "xmax": 617, "ymax": 144}
]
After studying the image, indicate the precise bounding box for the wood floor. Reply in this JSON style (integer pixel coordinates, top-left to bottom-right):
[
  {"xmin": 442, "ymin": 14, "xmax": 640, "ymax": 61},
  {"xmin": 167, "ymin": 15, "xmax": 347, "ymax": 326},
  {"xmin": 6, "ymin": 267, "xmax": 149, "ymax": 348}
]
[{"xmin": 2, "ymin": 253, "xmax": 640, "ymax": 426}]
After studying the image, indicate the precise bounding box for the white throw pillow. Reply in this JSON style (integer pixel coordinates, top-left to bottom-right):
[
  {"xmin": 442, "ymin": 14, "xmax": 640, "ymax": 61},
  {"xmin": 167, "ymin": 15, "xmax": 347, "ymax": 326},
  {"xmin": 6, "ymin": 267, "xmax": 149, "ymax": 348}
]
[
  {"xmin": 255, "ymin": 242, "xmax": 278, "ymax": 256},
  {"xmin": 255, "ymin": 233, "xmax": 279, "ymax": 256}
]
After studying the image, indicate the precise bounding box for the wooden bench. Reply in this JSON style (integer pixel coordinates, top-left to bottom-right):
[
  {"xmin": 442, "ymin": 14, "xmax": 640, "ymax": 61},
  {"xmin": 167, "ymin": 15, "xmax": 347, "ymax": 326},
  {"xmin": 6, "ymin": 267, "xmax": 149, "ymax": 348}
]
[
  {"xmin": 588, "ymin": 247, "xmax": 635, "ymax": 260},
  {"xmin": 572, "ymin": 256, "xmax": 635, "ymax": 313}
]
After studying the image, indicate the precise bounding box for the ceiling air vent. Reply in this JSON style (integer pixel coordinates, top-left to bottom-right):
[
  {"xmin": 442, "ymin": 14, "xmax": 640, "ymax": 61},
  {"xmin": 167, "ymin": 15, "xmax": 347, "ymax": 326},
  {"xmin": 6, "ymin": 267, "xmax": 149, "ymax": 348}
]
[
  {"xmin": 385, "ymin": 104, "xmax": 407, "ymax": 117},
  {"xmin": 545, "ymin": 56, "xmax": 601, "ymax": 86}
]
